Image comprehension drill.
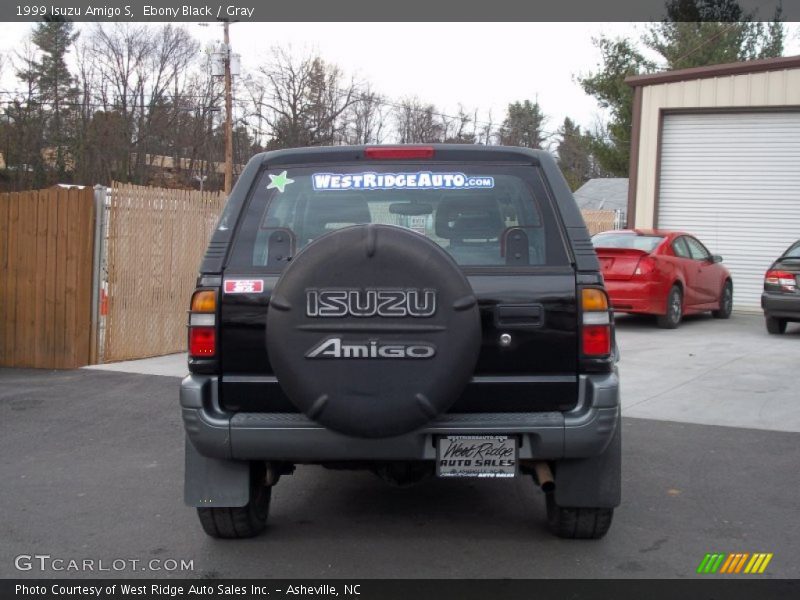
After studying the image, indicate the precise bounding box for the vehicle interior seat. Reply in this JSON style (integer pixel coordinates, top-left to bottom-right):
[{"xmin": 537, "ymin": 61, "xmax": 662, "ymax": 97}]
[
  {"xmin": 302, "ymin": 195, "xmax": 372, "ymax": 243},
  {"xmin": 434, "ymin": 195, "xmax": 505, "ymax": 265}
]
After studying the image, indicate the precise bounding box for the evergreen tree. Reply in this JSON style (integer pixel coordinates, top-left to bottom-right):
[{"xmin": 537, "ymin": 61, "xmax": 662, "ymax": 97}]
[
  {"xmin": 29, "ymin": 18, "xmax": 79, "ymax": 177},
  {"xmin": 644, "ymin": 0, "xmax": 785, "ymax": 70},
  {"xmin": 578, "ymin": 37, "xmax": 655, "ymax": 176},
  {"xmin": 557, "ymin": 118, "xmax": 599, "ymax": 191},
  {"xmin": 498, "ymin": 100, "xmax": 546, "ymax": 149},
  {"xmin": 578, "ymin": 1, "xmax": 784, "ymax": 177}
]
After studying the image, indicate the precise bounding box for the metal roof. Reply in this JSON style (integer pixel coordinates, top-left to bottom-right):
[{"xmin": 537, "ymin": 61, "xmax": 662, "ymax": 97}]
[
  {"xmin": 573, "ymin": 178, "xmax": 629, "ymax": 212},
  {"xmin": 625, "ymin": 54, "xmax": 800, "ymax": 88}
]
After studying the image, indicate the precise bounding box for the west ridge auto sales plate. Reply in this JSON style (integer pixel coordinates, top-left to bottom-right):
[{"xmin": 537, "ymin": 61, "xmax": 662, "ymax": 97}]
[{"xmin": 436, "ymin": 435, "xmax": 518, "ymax": 478}]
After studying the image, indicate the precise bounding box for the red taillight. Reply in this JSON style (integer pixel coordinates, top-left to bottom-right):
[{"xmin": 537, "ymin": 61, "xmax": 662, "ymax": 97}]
[
  {"xmin": 634, "ymin": 256, "xmax": 656, "ymax": 277},
  {"xmin": 189, "ymin": 327, "xmax": 216, "ymax": 357},
  {"xmin": 583, "ymin": 325, "xmax": 611, "ymax": 356},
  {"xmin": 765, "ymin": 270, "xmax": 797, "ymax": 291},
  {"xmin": 189, "ymin": 289, "xmax": 217, "ymax": 359},
  {"xmin": 365, "ymin": 146, "xmax": 435, "ymax": 160},
  {"xmin": 581, "ymin": 288, "xmax": 612, "ymax": 357}
]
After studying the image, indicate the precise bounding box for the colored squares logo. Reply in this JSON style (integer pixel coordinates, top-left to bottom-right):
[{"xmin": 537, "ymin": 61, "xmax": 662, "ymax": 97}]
[{"xmin": 697, "ymin": 553, "xmax": 773, "ymax": 574}]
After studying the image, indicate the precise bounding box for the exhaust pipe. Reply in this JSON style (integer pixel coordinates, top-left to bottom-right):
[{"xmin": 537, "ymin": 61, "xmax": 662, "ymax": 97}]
[
  {"xmin": 265, "ymin": 462, "xmax": 280, "ymax": 487},
  {"xmin": 533, "ymin": 461, "xmax": 555, "ymax": 493},
  {"xmin": 264, "ymin": 461, "xmax": 295, "ymax": 487}
]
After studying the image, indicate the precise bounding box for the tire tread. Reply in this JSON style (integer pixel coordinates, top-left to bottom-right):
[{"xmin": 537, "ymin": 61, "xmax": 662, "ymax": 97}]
[
  {"xmin": 196, "ymin": 464, "xmax": 271, "ymax": 539},
  {"xmin": 766, "ymin": 316, "xmax": 787, "ymax": 335},
  {"xmin": 546, "ymin": 494, "xmax": 614, "ymax": 539},
  {"xmin": 712, "ymin": 280, "xmax": 733, "ymax": 319},
  {"xmin": 656, "ymin": 285, "xmax": 682, "ymax": 329}
]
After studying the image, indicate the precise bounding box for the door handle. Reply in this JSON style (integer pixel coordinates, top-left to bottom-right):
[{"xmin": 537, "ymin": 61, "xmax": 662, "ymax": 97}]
[{"xmin": 494, "ymin": 304, "xmax": 543, "ymax": 329}]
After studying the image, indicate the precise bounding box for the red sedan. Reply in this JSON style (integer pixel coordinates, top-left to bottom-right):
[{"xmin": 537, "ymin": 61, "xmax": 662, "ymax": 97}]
[{"xmin": 592, "ymin": 229, "xmax": 733, "ymax": 328}]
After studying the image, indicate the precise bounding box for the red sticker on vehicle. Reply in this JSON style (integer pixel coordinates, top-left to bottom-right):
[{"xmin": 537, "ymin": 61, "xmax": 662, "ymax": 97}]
[{"xmin": 224, "ymin": 279, "xmax": 264, "ymax": 294}]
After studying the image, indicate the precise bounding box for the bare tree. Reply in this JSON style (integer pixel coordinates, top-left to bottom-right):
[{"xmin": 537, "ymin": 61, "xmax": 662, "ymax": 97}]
[
  {"xmin": 137, "ymin": 25, "xmax": 198, "ymax": 173},
  {"xmin": 90, "ymin": 24, "xmax": 148, "ymax": 119},
  {"xmin": 343, "ymin": 86, "xmax": 388, "ymax": 145},
  {"xmin": 254, "ymin": 47, "xmax": 359, "ymax": 149},
  {"xmin": 182, "ymin": 54, "xmax": 225, "ymax": 189},
  {"xmin": 442, "ymin": 104, "xmax": 476, "ymax": 144},
  {"xmin": 304, "ymin": 57, "xmax": 356, "ymax": 145},
  {"xmin": 70, "ymin": 37, "xmax": 101, "ymax": 183},
  {"xmin": 242, "ymin": 73, "xmax": 268, "ymax": 149},
  {"xmin": 6, "ymin": 41, "xmax": 46, "ymax": 186},
  {"xmin": 3, "ymin": 29, "xmax": 551, "ymax": 191},
  {"xmin": 86, "ymin": 23, "xmax": 198, "ymax": 182},
  {"xmin": 478, "ymin": 109, "xmax": 495, "ymax": 145},
  {"xmin": 395, "ymin": 97, "xmax": 445, "ymax": 143},
  {"xmin": 87, "ymin": 23, "xmax": 150, "ymax": 181}
]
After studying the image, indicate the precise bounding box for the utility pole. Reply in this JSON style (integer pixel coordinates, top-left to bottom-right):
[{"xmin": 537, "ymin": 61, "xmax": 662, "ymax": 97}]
[{"xmin": 223, "ymin": 20, "xmax": 233, "ymax": 195}]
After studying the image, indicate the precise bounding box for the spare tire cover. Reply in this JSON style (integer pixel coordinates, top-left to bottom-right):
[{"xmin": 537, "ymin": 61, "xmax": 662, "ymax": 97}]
[{"xmin": 267, "ymin": 224, "xmax": 481, "ymax": 438}]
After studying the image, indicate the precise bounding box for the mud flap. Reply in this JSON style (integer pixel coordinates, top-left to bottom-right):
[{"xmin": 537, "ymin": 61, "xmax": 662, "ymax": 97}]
[
  {"xmin": 553, "ymin": 413, "xmax": 621, "ymax": 508},
  {"xmin": 184, "ymin": 438, "xmax": 250, "ymax": 507}
]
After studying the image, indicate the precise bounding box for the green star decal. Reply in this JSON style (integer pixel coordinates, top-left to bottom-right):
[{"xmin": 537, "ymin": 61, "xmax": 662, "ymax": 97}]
[{"xmin": 267, "ymin": 170, "xmax": 294, "ymax": 193}]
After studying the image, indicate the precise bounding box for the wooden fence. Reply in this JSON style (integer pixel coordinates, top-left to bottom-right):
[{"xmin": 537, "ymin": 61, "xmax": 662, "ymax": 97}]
[
  {"xmin": 581, "ymin": 209, "xmax": 619, "ymax": 235},
  {"xmin": 0, "ymin": 188, "xmax": 95, "ymax": 368},
  {"xmin": 103, "ymin": 183, "xmax": 224, "ymax": 362}
]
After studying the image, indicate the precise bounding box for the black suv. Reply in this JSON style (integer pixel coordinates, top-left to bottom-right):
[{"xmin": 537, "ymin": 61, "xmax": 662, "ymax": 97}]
[{"xmin": 181, "ymin": 145, "xmax": 621, "ymax": 540}]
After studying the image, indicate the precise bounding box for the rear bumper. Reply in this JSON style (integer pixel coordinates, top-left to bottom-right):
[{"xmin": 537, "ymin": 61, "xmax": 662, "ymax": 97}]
[
  {"xmin": 762, "ymin": 292, "xmax": 800, "ymax": 320},
  {"xmin": 605, "ymin": 280, "xmax": 664, "ymax": 314},
  {"xmin": 180, "ymin": 372, "xmax": 620, "ymax": 462}
]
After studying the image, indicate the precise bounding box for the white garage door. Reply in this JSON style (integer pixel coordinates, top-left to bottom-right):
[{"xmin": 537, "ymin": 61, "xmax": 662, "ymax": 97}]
[{"xmin": 658, "ymin": 112, "xmax": 800, "ymax": 309}]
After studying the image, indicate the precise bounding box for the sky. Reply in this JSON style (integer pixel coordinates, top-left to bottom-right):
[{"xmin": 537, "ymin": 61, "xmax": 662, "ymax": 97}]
[{"xmin": 1, "ymin": 21, "xmax": 799, "ymax": 142}]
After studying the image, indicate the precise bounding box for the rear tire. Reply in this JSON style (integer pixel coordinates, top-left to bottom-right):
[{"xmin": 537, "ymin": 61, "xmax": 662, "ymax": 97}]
[
  {"xmin": 712, "ymin": 280, "xmax": 733, "ymax": 319},
  {"xmin": 766, "ymin": 316, "xmax": 787, "ymax": 335},
  {"xmin": 545, "ymin": 493, "xmax": 614, "ymax": 539},
  {"xmin": 656, "ymin": 285, "xmax": 682, "ymax": 329},
  {"xmin": 197, "ymin": 463, "xmax": 271, "ymax": 539}
]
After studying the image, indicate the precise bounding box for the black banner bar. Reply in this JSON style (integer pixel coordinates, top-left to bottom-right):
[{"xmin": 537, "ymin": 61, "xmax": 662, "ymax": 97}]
[
  {"xmin": 3, "ymin": 579, "xmax": 799, "ymax": 600},
  {"xmin": 0, "ymin": 0, "xmax": 793, "ymax": 22}
]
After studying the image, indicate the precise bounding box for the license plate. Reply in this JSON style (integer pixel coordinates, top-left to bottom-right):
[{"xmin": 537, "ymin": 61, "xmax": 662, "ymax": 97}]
[{"xmin": 436, "ymin": 435, "xmax": 518, "ymax": 478}]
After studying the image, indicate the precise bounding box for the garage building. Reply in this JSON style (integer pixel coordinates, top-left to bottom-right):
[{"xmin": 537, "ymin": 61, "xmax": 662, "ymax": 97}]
[{"xmin": 626, "ymin": 55, "xmax": 800, "ymax": 310}]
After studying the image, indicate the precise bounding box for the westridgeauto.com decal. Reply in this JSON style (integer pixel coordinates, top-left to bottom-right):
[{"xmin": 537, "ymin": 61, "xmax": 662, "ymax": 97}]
[{"xmin": 312, "ymin": 171, "xmax": 494, "ymax": 191}]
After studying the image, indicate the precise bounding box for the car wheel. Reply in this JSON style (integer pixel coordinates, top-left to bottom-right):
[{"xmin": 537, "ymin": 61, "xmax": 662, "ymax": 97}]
[
  {"xmin": 765, "ymin": 316, "xmax": 787, "ymax": 335},
  {"xmin": 656, "ymin": 285, "xmax": 682, "ymax": 329},
  {"xmin": 712, "ymin": 280, "xmax": 733, "ymax": 319},
  {"xmin": 545, "ymin": 493, "xmax": 614, "ymax": 539},
  {"xmin": 196, "ymin": 463, "xmax": 271, "ymax": 539}
]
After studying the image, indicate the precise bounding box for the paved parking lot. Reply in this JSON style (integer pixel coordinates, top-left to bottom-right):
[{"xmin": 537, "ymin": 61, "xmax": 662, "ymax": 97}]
[
  {"xmin": 617, "ymin": 312, "xmax": 800, "ymax": 432},
  {"xmin": 1, "ymin": 313, "xmax": 799, "ymax": 578}
]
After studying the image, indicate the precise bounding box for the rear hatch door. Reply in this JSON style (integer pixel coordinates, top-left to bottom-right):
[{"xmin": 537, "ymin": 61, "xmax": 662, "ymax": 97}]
[{"xmin": 219, "ymin": 160, "xmax": 579, "ymax": 413}]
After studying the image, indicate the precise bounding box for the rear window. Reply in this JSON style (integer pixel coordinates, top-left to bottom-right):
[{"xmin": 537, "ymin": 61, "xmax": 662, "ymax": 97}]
[
  {"xmin": 226, "ymin": 164, "xmax": 570, "ymax": 270},
  {"xmin": 593, "ymin": 233, "xmax": 664, "ymax": 253},
  {"xmin": 783, "ymin": 241, "xmax": 800, "ymax": 259}
]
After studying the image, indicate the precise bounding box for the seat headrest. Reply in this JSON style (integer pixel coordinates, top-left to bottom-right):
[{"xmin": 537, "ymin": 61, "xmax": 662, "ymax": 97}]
[
  {"xmin": 304, "ymin": 196, "xmax": 371, "ymax": 239},
  {"xmin": 435, "ymin": 196, "xmax": 504, "ymax": 240}
]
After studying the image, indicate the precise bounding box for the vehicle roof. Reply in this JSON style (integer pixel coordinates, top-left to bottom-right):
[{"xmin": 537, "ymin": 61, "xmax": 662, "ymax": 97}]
[{"xmin": 249, "ymin": 144, "xmax": 554, "ymax": 167}]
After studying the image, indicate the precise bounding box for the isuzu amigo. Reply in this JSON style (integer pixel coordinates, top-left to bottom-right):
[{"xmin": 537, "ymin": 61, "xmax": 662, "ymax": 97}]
[{"xmin": 181, "ymin": 145, "xmax": 621, "ymax": 539}]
